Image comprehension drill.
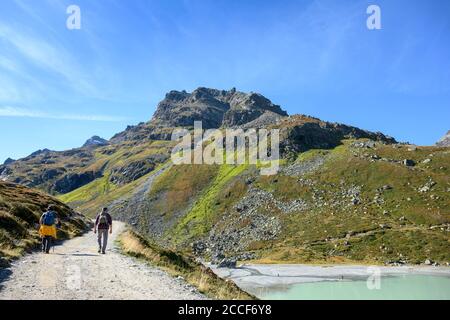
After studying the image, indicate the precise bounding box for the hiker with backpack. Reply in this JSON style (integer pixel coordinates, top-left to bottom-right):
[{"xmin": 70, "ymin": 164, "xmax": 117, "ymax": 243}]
[
  {"xmin": 39, "ymin": 205, "xmax": 60, "ymax": 254},
  {"xmin": 94, "ymin": 207, "xmax": 112, "ymax": 254}
]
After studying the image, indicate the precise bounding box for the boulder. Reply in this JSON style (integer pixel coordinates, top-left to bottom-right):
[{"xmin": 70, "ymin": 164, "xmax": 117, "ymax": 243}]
[{"xmin": 217, "ymin": 258, "xmax": 237, "ymax": 268}]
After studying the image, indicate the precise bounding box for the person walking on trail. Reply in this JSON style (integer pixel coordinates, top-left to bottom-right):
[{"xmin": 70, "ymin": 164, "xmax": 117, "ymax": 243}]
[
  {"xmin": 39, "ymin": 205, "xmax": 60, "ymax": 254},
  {"xmin": 94, "ymin": 207, "xmax": 112, "ymax": 254}
]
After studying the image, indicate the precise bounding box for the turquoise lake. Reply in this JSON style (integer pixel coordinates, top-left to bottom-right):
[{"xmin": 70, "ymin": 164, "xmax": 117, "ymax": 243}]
[{"xmin": 257, "ymin": 275, "xmax": 450, "ymax": 300}]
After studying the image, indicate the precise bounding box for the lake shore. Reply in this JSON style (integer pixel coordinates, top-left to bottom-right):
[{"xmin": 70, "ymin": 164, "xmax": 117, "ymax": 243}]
[{"xmin": 210, "ymin": 263, "xmax": 450, "ymax": 294}]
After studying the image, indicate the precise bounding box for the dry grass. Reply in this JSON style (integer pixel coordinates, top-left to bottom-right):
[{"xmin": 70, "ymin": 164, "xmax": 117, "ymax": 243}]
[
  {"xmin": 0, "ymin": 181, "xmax": 90, "ymax": 264},
  {"xmin": 118, "ymin": 229, "xmax": 256, "ymax": 300}
]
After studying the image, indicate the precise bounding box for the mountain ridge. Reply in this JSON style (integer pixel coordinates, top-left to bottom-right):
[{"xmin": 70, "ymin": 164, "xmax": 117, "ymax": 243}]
[
  {"xmin": 1, "ymin": 88, "xmax": 396, "ymax": 194},
  {"xmin": 2, "ymin": 87, "xmax": 448, "ymax": 266}
]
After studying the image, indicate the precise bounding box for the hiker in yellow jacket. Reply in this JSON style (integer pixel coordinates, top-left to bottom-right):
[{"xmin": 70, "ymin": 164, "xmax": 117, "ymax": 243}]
[{"xmin": 39, "ymin": 205, "xmax": 60, "ymax": 254}]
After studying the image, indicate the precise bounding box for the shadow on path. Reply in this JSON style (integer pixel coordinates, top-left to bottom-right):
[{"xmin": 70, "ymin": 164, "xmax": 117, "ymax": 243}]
[
  {"xmin": 0, "ymin": 268, "xmax": 12, "ymax": 292},
  {"xmin": 69, "ymin": 253, "xmax": 99, "ymax": 257}
]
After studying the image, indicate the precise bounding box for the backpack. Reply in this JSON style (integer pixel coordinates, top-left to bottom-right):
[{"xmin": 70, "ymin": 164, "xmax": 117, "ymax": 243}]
[
  {"xmin": 42, "ymin": 211, "xmax": 55, "ymax": 226},
  {"xmin": 99, "ymin": 214, "xmax": 109, "ymax": 226}
]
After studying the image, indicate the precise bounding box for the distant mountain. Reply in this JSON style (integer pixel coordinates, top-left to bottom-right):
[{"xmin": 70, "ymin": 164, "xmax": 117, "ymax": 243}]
[
  {"xmin": 82, "ymin": 136, "xmax": 109, "ymax": 148},
  {"xmin": 436, "ymin": 130, "xmax": 450, "ymax": 147}
]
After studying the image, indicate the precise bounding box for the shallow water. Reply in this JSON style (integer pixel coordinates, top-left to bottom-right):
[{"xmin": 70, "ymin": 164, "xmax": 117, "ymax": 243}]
[{"xmin": 257, "ymin": 275, "xmax": 450, "ymax": 300}]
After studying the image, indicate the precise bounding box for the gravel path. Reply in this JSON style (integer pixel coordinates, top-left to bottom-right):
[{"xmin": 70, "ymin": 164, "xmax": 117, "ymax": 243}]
[{"xmin": 0, "ymin": 222, "xmax": 205, "ymax": 300}]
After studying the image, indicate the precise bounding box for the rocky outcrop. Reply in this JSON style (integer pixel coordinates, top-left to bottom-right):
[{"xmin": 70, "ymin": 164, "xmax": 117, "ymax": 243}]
[
  {"xmin": 51, "ymin": 171, "xmax": 103, "ymax": 194},
  {"xmin": 150, "ymin": 87, "xmax": 287, "ymax": 129},
  {"xmin": 0, "ymin": 165, "xmax": 12, "ymax": 181},
  {"xmin": 110, "ymin": 159, "xmax": 160, "ymax": 185},
  {"xmin": 110, "ymin": 123, "xmax": 173, "ymax": 143},
  {"xmin": 222, "ymin": 91, "xmax": 288, "ymax": 127},
  {"xmin": 26, "ymin": 148, "xmax": 52, "ymax": 159},
  {"xmin": 82, "ymin": 136, "xmax": 109, "ymax": 148},
  {"xmin": 436, "ymin": 130, "xmax": 450, "ymax": 147},
  {"xmin": 278, "ymin": 115, "xmax": 396, "ymax": 156}
]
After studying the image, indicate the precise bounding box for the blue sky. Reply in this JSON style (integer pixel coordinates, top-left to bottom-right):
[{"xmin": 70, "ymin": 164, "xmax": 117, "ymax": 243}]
[{"xmin": 0, "ymin": 0, "xmax": 449, "ymax": 163}]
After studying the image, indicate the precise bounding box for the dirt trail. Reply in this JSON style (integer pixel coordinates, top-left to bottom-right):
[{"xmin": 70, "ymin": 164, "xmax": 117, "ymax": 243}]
[{"xmin": 0, "ymin": 221, "xmax": 205, "ymax": 300}]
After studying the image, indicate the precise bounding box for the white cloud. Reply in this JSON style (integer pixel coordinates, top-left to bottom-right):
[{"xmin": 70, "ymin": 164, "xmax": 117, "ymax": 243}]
[
  {"xmin": 0, "ymin": 23, "xmax": 103, "ymax": 99},
  {"xmin": 0, "ymin": 106, "xmax": 126, "ymax": 122}
]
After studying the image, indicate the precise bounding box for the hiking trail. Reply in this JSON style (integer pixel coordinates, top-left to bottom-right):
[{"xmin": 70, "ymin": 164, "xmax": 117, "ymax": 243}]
[{"xmin": 0, "ymin": 221, "xmax": 205, "ymax": 300}]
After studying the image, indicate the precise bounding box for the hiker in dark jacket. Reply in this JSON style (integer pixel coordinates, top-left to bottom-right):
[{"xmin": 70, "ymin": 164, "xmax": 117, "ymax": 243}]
[{"xmin": 94, "ymin": 207, "xmax": 112, "ymax": 254}]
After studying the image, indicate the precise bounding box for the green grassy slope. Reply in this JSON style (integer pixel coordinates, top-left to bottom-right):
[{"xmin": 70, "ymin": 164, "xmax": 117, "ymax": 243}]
[{"xmin": 58, "ymin": 140, "xmax": 174, "ymax": 216}]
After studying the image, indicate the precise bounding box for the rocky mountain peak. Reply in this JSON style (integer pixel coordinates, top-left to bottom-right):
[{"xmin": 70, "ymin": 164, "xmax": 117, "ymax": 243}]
[
  {"xmin": 83, "ymin": 136, "xmax": 109, "ymax": 148},
  {"xmin": 3, "ymin": 158, "xmax": 15, "ymax": 165},
  {"xmin": 436, "ymin": 130, "xmax": 450, "ymax": 147},
  {"xmin": 150, "ymin": 87, "xmax": 288, "ymax": 129},
  {"xmin": 28, "ymin": 149, "xmax": 52, "ymax": 158}
]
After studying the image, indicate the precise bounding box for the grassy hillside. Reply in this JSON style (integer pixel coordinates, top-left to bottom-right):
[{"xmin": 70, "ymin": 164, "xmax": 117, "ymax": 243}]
[
  {"xmin": 250, "ymin": 141, "xmax": 450, "ymax": 264},
  {"xmin": 61, "ymin": 138, "xmax": 450, "ymax": 265},
  {"xmin": 58, "ymin": 140, "xmax": 174, "ymax": 216},
  {"xmin": 0, "ymin": 181, "xmax": 89, "ymax": 266}
]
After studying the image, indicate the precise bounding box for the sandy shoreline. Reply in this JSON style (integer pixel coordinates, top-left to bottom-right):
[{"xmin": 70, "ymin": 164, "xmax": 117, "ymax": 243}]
[{"xmin": 211, "ymin": 264, "xmax": 450, "ymax": 292}]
